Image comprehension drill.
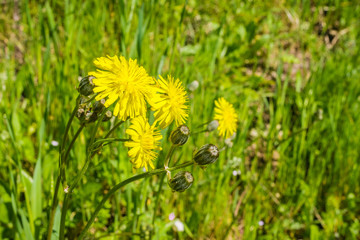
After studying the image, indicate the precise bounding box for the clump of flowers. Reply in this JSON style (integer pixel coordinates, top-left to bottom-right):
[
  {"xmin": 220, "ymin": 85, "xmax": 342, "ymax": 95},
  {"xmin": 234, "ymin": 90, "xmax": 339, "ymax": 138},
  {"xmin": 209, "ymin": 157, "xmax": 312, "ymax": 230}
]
[{"xmin": 50, "ymin": 54, "xmax": 234, "ymax": 239}]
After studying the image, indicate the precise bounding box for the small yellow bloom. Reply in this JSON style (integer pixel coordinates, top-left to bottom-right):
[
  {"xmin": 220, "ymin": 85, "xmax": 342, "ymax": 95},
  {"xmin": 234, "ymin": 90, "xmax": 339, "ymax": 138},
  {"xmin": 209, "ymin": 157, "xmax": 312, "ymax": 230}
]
[
  {"xmin": 214, "ymin": 97, "xmax": 238, "ymax": 138},
  {"xmin": 88, "ymin": 55, "xmax": 156, "ymax": 121},
  {"xmin": 124, "ymin": 116, "xmax": 162, "ymax": 171},
  {"xmin": 152, "ymin": 75, "xmax": 189, "ymax": 129}
]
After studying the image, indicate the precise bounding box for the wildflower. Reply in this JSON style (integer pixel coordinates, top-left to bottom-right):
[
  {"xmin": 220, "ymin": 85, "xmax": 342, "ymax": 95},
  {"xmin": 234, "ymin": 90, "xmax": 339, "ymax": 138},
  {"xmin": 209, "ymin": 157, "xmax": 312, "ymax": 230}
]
[
  {"xmin": 174, "ymin": 220, "xmax": 185, "ymax": 232},
  {"xmin": 88, "ymin": 56, "xmax": 156, "ymax": 121},
  {"xmin": 152, "ymin": 75, "xmax": 188, "ymax": 129},
  {"xmin": 207, "ymin": 120, "xmax": 219, "ymax": 132},
  {"xmin": 168, "ymin": 171, "xmax": 194, "ymax": 192},
  {"xmin": 125, "ymin": 116, "xmax": 162, "ymax": 170},
  {"xmin": 187, "ymin": 80, "xmax": 199, "ymax": 92},
  {"xmin": 169, "ymin": 213, "xmax": 176, "ymax": 221},
  {"xmin": 169, "ymin": 125, "xmax": 190, "ymax": 146},
  {"xmin": 193, "ymin": 144, "xmax": 219, "ymax": 166},
  {"xmin": 214, "ymin": 97, "xmax": 238, "ymax": 138}
]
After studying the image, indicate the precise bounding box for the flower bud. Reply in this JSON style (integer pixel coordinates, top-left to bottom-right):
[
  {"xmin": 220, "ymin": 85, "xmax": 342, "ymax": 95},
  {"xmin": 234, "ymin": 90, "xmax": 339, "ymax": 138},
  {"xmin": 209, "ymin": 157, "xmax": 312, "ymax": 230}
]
[
  {"xmin": 193, "ymin": 144, "xmax": 219, "ymax": 166},
  {"xmin": 207, "ymin": 120, "xmax": 219, "ymax": 132},
  {"xmin": 102, "ymin": 110, "xmax": 113, "ymax": 122},
  {"xmin": 76, "ymin": 108, "xmax": 86, "ymax": 123},
  {"xmin": 93, "ymin": 99, "xmax": 105, "ymax": 113},
  {"xmin": 78, "ymin": 76, "xmax": 95, "ymax": 96},
  {"xmin": 168, "ymin": 171, "xmax": 194, "ymax": 192},
  {"xmin": 85, "ymin": 111, "xmax": 98, "ymax": 123},
  {"xmin": 170, "ymin": 125, "xmax": 190, "ymax": 146}
]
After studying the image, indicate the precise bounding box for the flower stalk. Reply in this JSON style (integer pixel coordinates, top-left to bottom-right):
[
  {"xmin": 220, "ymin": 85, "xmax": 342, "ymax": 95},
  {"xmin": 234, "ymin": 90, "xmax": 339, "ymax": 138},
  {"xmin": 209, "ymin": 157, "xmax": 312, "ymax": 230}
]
[
  {"xmin": 78, "ymin": 161, "xmax": 194, "ymax": 240},
  {"xmin": 47, "ymin": 96, "xmax": 81, "ymax": 240}
]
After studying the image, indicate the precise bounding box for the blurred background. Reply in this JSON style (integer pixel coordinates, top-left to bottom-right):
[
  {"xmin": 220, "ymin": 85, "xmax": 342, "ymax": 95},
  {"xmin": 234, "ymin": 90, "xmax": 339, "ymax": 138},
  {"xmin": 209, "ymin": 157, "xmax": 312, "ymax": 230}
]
[{"xmin": 1, "ymin": 0, "xmax": 360, "ymax": 239}]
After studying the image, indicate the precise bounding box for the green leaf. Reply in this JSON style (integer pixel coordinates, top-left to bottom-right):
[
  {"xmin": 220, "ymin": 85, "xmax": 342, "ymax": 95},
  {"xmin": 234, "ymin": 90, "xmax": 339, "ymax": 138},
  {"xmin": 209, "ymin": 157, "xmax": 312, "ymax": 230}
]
[
  {"xmin": 31, "ymin": 158, "xmax": 42, "ymax": 221},
  {"xmin": 19, "ymin": 209, "xmax": 34, "ymax": 240}
]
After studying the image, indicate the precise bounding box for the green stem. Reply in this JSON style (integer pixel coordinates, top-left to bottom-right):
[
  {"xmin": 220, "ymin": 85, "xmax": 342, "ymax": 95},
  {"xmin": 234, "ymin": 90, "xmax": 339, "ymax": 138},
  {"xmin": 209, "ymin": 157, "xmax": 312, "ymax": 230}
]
[
  {"xmin": 104, "ymin": 120, "xmax": 125, "ymax": 139},
  {"xmin": 191, "ymin": 129, "xmax": 208, "ymax": 135},
  {"xmin": 59, "ymin": 110, "xmax": 106, "ymax": 240},
  {"xmin": 59, "ymin": 194, "xmax": 70, "ymax": 240},
  {"xmin": 93, "ymin": 138, "xmax": 129, "ymax": 145},
  {"xmin": 152, "ymin": 173, "xmax": 166, "ymax": 224},
  {"xmin": 64, "ymin": 125, "xmax": 85, "ymax": 167},
  {"xmin": 47, "ymin": 96, "xmax": 80, "ymax": 240},
  {"xmin": 164, "ymin": 145, "xmax": 176, "ymax": 168},
  {"xmin": 151, "ymin": 143, "xmax": 179, "ymax": 225},
  {"xmin": 78, "ymin": 161, "xmax": 194, "ymax": 240},
  {"xmin": 46, "ymin": 174, "xmax": 61, "ymax": 240},
  {"xmin": 60, "ymin": 96, "xmax": 80, "ymax": 159}
]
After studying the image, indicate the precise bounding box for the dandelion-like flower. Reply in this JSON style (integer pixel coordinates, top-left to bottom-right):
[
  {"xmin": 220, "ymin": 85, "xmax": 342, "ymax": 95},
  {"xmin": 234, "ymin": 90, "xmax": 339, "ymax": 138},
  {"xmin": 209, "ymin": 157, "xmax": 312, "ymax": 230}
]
[
  {"xmin": 214, "ymin": 97, "xmax": 238, "ymax": 138},
  {"xmin": 152, "ymin": 75, "xmax": 188, "ymax": 129},
  {"xmin": 88, "ymin": 55, "xmax": 156, "ymax": 120},
  {"xmin": 124, "ymin": 116, "xmax": 162, "ymax": 170}
]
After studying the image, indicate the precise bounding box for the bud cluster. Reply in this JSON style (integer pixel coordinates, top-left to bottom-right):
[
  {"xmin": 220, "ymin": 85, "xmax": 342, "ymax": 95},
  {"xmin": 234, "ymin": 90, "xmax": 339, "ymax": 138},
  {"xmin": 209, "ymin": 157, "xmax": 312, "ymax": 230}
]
[
  {"xmin": 76, "ymin": 84, "xmax": 112, "ymax": 124},
  {"xmin": 167, "ymin": 125, "xmax": 220, "ymax": 193}
]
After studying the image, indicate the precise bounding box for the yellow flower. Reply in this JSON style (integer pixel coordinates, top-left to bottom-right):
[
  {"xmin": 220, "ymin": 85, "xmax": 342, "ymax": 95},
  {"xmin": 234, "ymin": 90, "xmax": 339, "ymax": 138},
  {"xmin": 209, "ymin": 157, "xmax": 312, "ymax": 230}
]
[
  {"xmin": 88, "ymin": 55, "xmax": 156, "ymax": 121},
  {"xmin": 152, "ymin": 75, "xmax": 189, "ymax": 129},
  {"xmin": 214, "ymin": 97, "xmax": 238, "ymax": 138},
  {"xmin": 124, "ymin": 116, "xmax": 162, "ymax": 170}
]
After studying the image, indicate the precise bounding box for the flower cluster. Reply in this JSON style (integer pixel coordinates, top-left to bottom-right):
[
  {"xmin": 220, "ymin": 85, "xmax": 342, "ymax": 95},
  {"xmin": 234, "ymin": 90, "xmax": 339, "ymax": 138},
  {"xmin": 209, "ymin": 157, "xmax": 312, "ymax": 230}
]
[{"xmin": 83, "ymin": 55, "xmax": 239, "ymax": 173}]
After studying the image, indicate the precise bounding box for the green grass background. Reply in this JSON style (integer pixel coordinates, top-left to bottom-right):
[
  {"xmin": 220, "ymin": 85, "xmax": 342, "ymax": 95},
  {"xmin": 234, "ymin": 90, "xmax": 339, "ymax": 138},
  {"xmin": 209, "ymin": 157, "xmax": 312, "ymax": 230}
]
[{"xmin": 1, "ymin": 0, "xmax": 360, "ymax": 239}]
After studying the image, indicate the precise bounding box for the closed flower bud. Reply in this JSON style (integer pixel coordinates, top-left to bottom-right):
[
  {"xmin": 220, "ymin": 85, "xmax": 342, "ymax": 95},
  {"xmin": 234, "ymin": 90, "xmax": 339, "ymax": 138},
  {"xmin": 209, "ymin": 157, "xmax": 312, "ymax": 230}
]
[
  {"xmin": 93, "ymin": 99, "xmax": 105, "ymax": 113},
  {"xmin": 102, "ymin": 110, "xmax": 112, "ymax": 122},
  {"xmin": 207, "ymin": 120, "xmax": 219, "ymax": 132},
  {"xmin": 76, "ymin": 108, "xmax": 86, "ymax": 123},
  {"xmin": 170, "ymin": 125, "xmax": 190, "ymax": 146},
  {"xmin": 168, "ymin": 171, "xmax": 194, "ymax": 192},
  {"xmin": 193, "ymin": 144, "xmax": 219, "ymax": 166},
  {"xmin": 85, "ymin": 111, "xmax": 98, "ymax": 123},
  {"xmin": 78, "ymin": 76, "xmax": 95, "ymax": 96}
]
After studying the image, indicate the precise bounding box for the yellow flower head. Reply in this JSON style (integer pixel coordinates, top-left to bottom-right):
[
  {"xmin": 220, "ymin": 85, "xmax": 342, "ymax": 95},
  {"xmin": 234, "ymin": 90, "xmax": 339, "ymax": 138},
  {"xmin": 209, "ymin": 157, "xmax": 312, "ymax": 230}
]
[
  {"xmin": 124, "ymin": 116, "xmax": 162, "ymax": 171},
  {"xmin": 214, "ymin": 97, "xmax": 238, "ymax": 138},
  {"xmin": 88, "ymin": 55, "xmax": 156, "ymax": 121},
  {"xmin": 152, "ymin": 75, "xmax": 189, "ymax": 129}
]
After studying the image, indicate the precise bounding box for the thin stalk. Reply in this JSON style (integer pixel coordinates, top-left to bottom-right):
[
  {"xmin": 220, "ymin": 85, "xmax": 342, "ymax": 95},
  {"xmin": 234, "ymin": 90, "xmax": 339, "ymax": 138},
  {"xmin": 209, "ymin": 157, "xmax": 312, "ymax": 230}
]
[
  {"xmin": 59, "ymin": 194, "xmax": 70, "ymax": 240},
  {"xmin": 152, "ymin": 143, "xmax": 180, "ymax": 224},
  {"xmin": 47, "ymin": 96, "xmax": 80, "ymax": 240},
  {"xmin": 164, "ymin": 145, "xmax": 176, "ymax": 168},
  {"xmin": 60, "ymin": 95, "xmax": 80, "ymax": 158},
  {"xmin": 78, "ymin": 161, "xmax": 194, "ymax": 240},
  {"xmin": 152, "ymin": 173, "xmax": 166, "ymax": 224},
  {"xmin": 59, "ymin": 110, "xmax": 106, "ymax": 240},
  {"xmin": 93, "ymin": 138, "xmax": 129, "ymax": 145},
  {"xmin": 191, "ymin": 129, "xmax": 208, "ymax": 135},
  {"xmin": 46, "ymin": 173, "xmax": 61, "ymax": 240},
  {"xmin": 104, "ymin": 120, "xmax": 125, "ymax": 139},
  {"xmin": 64, "ymin": 125, "xmax": 85, "ymax": 167}
]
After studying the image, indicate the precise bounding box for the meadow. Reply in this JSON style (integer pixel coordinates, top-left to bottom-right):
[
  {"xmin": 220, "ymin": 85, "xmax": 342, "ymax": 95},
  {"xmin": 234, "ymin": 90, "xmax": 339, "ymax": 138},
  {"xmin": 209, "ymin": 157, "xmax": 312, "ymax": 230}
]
[{"xmin": 1, "ymin": 0, "xmax": 360, "ymax": 239}]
